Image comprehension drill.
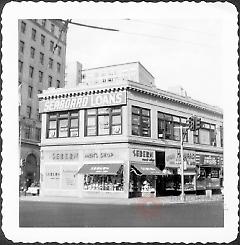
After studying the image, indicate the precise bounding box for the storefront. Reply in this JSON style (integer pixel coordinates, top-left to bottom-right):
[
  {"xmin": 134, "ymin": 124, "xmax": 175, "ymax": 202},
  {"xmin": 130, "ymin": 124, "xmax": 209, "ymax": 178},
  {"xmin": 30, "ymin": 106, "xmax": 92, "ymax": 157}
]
[
  {"xmin": 164, "ymin": 148, "xmax": 197, "ymax": 193},
  {"xmin": 196, "ymin": 153, "xmax": 223, "ymax": 191}
]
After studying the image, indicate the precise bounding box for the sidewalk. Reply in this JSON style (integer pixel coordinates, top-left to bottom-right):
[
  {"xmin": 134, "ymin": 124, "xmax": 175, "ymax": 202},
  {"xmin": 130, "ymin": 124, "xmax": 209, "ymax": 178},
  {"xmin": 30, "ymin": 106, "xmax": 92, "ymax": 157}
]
[{"xmin": 19, "ymin": 193, "xmax": 223, "ymax": 205}]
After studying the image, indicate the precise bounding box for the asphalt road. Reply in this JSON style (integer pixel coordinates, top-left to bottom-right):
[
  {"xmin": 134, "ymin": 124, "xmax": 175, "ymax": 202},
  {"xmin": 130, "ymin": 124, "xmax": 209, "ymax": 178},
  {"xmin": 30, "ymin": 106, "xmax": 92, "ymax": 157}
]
[{"xmin": 19, "ymin": 200, "xmax": 224, "ymax": 227}]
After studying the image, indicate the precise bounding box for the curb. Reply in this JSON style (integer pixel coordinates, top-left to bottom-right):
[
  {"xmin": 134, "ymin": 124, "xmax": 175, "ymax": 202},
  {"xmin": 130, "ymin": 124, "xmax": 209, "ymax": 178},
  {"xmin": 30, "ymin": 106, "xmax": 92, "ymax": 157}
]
[{"xmin": 19, "ymin": 195, "xmax": 223, "ymax": 206}]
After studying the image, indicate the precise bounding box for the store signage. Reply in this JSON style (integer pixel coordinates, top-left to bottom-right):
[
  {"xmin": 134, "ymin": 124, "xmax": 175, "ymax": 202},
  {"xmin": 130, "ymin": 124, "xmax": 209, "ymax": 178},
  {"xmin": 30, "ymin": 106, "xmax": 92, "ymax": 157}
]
[
  {"xmin": 83, "ymin": 149, "xmax": 125, "ymax": 161},
  {"xmin": 45, "ymin": 165, "xmax": 61, "ymax": 189},
  {"xmin": 165, "ymin": 149, "xmax": 196, "ymax": 168},
  {"xmin": 46, "ymin": 151, "xmax": 79, "ymax": 161},
  {"xmin": 130, "ymin": 149, "xmax": 155, "ymax": 163},
  {"xmin": 62, "ymin": 166, "xmax": 78, "ymax": 189},
  {"xmin": 198, "ymin": 154, "xmax": 220, "ymax": 166},
  {"xmin": 39, "ymin": 91, "xmax": 126, "ymax": 113}
]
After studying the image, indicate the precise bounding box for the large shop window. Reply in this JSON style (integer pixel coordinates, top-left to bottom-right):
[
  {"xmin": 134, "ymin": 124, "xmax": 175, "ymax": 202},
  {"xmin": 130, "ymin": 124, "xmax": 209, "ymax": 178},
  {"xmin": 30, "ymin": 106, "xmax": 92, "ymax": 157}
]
[
  {"xmin": 85, "ymin": 106, "xmax": 122, "ymax": 136},
  {"xmin": 132, "ymin": 106, "xmax": 151, "ymax": 137},
  {"xmin": 158, "ymin": 112, "xmax": 188, "ymax": 141},
  {"xmin": 82, "ymin": 165, "xmax": 124, "ymax": 191},
  {"xmin": 47, "ymin": 111, "xmax": 79, "ymax": 138}
]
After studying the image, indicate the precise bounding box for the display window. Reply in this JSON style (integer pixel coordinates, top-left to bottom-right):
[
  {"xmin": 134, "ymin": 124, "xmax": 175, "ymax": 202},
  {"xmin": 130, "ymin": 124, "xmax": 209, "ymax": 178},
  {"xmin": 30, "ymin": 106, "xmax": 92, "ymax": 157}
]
[
  {"xmin": 129, "ymin": 172, "xmax": 155, "ymax": 193},
  {"xmin": 83, "ymin": 174, "xmax": 124, "ymax": 191}
]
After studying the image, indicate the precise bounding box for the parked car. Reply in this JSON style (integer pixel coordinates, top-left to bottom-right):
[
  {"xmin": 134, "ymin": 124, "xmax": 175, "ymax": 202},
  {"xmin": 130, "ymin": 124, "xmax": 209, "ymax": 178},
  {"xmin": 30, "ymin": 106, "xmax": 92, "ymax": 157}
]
[{"xmin": 26, "ymin": 183, "xmax": 40, "ymax": 196}]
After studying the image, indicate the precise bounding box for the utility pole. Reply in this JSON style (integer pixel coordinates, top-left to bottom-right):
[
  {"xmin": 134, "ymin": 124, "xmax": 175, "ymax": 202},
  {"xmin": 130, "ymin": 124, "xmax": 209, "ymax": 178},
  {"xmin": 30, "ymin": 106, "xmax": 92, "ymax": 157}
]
[{"xmin": 180, "ymin": 125, "xmax": 185, "ymax": 201}]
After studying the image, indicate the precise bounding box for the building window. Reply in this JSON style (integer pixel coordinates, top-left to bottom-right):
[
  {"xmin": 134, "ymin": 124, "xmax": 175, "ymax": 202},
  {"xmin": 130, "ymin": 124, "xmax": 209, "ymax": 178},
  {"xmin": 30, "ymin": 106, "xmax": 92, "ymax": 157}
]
[
  {"xmin": 31, "ymin": 28, "xmax": 36, "ymax": 41},
  {"xmin": 37, "ymin": 108, "xmax": 41, "ymax": 121},
  {"xmin": 58, "ymin": 46, "xmax": 61, "ymax": 56},
  {"xmin": 26, "ymin": 106, "xmax": 32, "ymax": 118},
  {"xmin": 47, "ymin": 111, "xmax": 79, "ymax": 138},
  {"xmin": 132, "ymin": 106, "xmax": 151, "ymax": 137},
  {"xmin": 50, "ymin": 41, "xmax": 54, "ymax": 52},
  {"xmin": 220, "ymin": 125, "xmax": 223, "ymax": 147},
  {"xmin": 30, "ymin": 47, "xmax": 35, "ymax": 58},
  {"xmin": 38, "ymin": 90, "xmax": 42, "ymax": 94},
  {"xmin": 51, "ymin": 23, "xmax": 55, "ymax": 34},
  {"xmin": 19, "ymin": 40, "xmax": 24, "ymax": 53},
  {"xmin": 41, "ymin": 34, "xmax": 45, "ymax": 46},
  {"xmin": 18, "ymin": 60, "xmax": 23, "ymax": 73},
  {"xmin": 36, "ymin": 128, "xmax": 41, "ymax": 141},
  {"xmin": 42, "ymin": 19, "xmax": 46, "ymax": 27},
  {"xmin": 193, "ymin": 130, "xmax": 199, "ymax": 144},
  {"xmin": 57, "ymin": 62, "xmax": 61, "ymax": 73},
  {"xmin": 85, "ymin": 107, "xmax": 122, "ymax": 136},
  {"xmin": 40, "ymin": 52, "xmax": 44, "ymax": 65},
  {"xmin": 57, "ymin": 80, "xmax": 61, "ymax": 88},
  {"xmin": 48, "ymin": 76, "xmax": 52, "ymax": 87},
  {"xmin": 210, "ymin": 125, "xmax": 217, "ymax": 146},
  {"xmin": 25, "ymin": 125, "xmax": 31, "ymax": 139},
  {"xmin": 28, "ymin": 86, "xmax": 33, "ymax": 98},
  {"xmin": 157, "ymin": 112, "xmax": 188, "ymax": 142},
  {"xmin": 39, "ymin": 71, "xmax": 43, "ymax": 83},
  {"xmin": 21, "ymin": 21, "xmax": 26, "ymax": 33},
  {"xmin": 29, "ymin": 66, "xmax": 34, "ymax": 78},
  {"xmin": 197, "ymin": 122, "xmax": 216, "ymax": 146},
  {"xmin": 48, "ymin": 58, "xmax": 53, "ymax": 69}
]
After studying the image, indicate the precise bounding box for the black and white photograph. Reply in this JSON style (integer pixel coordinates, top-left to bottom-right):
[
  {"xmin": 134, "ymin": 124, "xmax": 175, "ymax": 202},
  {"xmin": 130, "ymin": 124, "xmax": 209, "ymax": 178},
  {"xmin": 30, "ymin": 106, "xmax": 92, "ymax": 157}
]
[{"xmin": 1, "ymin": 2, "xmax": 238, "ymax": 244}]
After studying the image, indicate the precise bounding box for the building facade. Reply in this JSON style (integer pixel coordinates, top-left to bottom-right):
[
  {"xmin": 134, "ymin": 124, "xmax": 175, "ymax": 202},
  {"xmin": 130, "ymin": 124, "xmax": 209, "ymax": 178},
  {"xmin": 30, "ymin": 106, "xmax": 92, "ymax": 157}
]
[
  {"xmin": 38, "ymin": 62, "xmax": 223, "ymax": 199},
  {"xmin": 18, "ymin": 19, "xmax": 67, "ymax": 189}
]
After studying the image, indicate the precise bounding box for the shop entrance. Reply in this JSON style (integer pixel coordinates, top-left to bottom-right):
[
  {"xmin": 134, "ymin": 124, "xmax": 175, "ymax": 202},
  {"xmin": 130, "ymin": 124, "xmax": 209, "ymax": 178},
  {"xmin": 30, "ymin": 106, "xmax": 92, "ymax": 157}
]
[
  {"xmin": 24, "ymin": 154, "xmax": 38, "ymax": 188},
  {"xmin": 155, "ymin": 151, "xmax": 166, "ymax": 196}
]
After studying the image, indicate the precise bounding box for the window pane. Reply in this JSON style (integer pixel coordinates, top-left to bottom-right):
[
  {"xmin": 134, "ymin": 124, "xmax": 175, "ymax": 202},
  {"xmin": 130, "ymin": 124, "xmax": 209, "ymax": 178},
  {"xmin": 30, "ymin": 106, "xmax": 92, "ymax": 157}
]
[
  {"xmin": 87, "ymin": 116, "xmax": 96, "ymax": 126},
  {"xmin": 112, "ymin": 115, "xmax": 121, "ymax": 125},
  {"xmin": 70, "ymin": 128, "xmax": 78, "ymax": 137},
  {"xmin": 49, "ymin": 114, "xmax": 57, "ymax": 120},
  {"xmin": 132, "ymin": 125, "xmax": 140, "ymax": 136},
  {"xmin": 132, "ymin": 114, "xmax": 140, "ymax": 125},
  {"xmin": 70, "ymin": 111, "xmax": 78, "ymax": 117},
  {"xmin": 112, "ymin": 125, "xmax": 122, "ymax": 135},
  {"xmin": 199, "ymin": 129, "xmax": 210, "ymax": 144},
  {"xmin": 142, "ymin": 109, "xmax": 150, "ymax": 117},
  {"xmin": 58, "ymin": 119, "xmax": 68, "ymax": 137},
  {"xmin": 142, "ymin": 128, "xmax": 151, "ymax": 136},
  {"xmin": 49, "ymin": 120, "xmax": 56, "ymax": 129},
  {"xmin": 87, "ymin": 126, "xmax": 96, "ymax": 136},
  {"xmin": 98, "ymin": 108, "xmax": 110, "ymax": 114},
  {"xmin": 132, "ymin": 107, "xmax": 140, "ymax": 114},
  {"xmin": 70, "ymin": 118, "xmax": 78, "ymax": 128},
  {"xmin": 87, "ymin": 109, "xmax": 97, "ymax": 115},
  {"xmin": 59, "ymin": 113, "xmax": 68, "ymax": 118},
  {"xmin": 158, "ymin": 112, "xmax": 164, "ymax": 119},
  {"xmin": 112, "ymin": 107, "xmax": 121, "ymax": 114},
  {"xmin": 142, "ymin": 116, "xmax": 150, "ymax": 125},
  {"xmin": 98, "ymin": 115, "xmax": 109, "ymax": 135},
  {"xmin": 48, "ymin": 129, "xmax": 56, "ymax": 138}
]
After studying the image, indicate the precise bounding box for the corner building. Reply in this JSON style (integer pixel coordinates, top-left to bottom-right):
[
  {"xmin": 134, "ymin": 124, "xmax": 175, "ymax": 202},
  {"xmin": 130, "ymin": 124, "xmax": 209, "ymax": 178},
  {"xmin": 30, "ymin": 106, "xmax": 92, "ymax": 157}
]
[{"xmin": 38, "ymin": 62, "xmax": 223, "ymax": 199}]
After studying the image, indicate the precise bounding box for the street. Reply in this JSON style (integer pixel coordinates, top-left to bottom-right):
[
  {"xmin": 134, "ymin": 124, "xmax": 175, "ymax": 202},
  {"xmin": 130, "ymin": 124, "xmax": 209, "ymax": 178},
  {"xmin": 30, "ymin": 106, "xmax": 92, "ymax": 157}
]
[{"xmin": 19, "ymin": 200, "xmax": 224, "ymax": 227}]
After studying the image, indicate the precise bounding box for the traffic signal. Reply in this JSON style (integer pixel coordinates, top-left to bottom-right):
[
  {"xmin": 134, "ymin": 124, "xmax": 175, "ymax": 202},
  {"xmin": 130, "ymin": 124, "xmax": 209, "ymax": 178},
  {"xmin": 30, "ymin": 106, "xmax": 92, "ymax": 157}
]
[
  {"xmin": 195, "ymin": 117, "xmax": 201, "ymax": 130},
  {"xmin": 188, "ymin": 116, "xmax": 195, "ymax": 131}
]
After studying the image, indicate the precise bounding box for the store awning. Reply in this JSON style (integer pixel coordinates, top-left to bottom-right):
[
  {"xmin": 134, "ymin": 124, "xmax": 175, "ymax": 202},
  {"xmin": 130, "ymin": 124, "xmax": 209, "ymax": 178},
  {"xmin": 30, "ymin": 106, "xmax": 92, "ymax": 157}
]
[
  {"xmin": 132, "ymin": 164, "xmax": 163, "ymax": 176},
  {"xmin": 78, "ymin": 164, "xmax": 122, "ymax": 175}
]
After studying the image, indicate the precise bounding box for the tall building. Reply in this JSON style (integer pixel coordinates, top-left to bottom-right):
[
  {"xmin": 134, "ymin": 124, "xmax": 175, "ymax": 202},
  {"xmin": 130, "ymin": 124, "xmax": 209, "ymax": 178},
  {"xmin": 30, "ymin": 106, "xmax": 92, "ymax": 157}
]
[
  {"xmin": 38, "ymin": 62, "xmax": 223, "ymax": 199},
  {"xmin": 18, "ymin": 19, "xmax": 68, "ymax": 188}
]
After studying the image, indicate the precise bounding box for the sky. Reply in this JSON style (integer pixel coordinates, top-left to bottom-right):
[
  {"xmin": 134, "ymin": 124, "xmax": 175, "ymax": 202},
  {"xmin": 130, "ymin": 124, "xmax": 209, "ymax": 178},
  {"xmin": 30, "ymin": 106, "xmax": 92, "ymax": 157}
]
[{"xmin": 66, "ymin": 15, "xmax": 224, "ymax": 108}]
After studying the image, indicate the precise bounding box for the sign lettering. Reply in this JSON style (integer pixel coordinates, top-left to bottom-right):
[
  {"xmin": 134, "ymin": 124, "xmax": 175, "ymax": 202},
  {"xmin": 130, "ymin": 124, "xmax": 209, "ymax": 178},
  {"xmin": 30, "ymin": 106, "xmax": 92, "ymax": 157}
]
[
  {"xmin": 39, "ymin": 91, "xmax": 126, "ymax": 113},
  {"xmin": 130, "ymin": 149, "xmax": 155, "ymax": 163}
]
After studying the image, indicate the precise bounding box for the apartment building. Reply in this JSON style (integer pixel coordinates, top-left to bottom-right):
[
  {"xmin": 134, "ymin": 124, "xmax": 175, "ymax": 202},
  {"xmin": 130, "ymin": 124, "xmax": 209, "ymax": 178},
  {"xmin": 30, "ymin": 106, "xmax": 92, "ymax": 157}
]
[{"xmin": 18, "ymin": 19, "xmax": 67, "ymax": 188}]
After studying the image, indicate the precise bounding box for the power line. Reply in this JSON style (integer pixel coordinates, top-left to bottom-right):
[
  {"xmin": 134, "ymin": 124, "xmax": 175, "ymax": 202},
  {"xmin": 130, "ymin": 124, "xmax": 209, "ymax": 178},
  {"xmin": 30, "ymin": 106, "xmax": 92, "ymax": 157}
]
[
  {"xmin": 123, "ymin": 18, "xmax": 216, "ymax": 37},
  {"xmin": 61, "ymin": 19, "xmax": 212, "ymax": 48}
]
